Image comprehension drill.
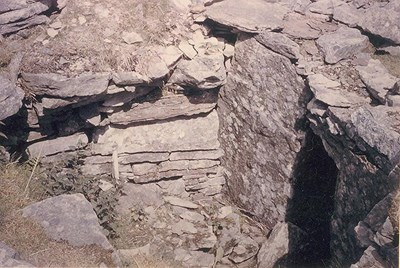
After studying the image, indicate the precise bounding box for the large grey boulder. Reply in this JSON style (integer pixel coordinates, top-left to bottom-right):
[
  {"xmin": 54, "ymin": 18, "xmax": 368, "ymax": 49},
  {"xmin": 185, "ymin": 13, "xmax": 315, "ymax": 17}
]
[
  {"xmin": 358, "ymin": 1, "xmax": 400, "ymax": 45},
  {"xmin": 257, "ymin": 222, "xmax": 307, "ymax": 268},
  {"xmin": 218, "ymin": 35, "xmax": 306, "ymax": 227},
  {"xmin": 205, "ymin": 0, "xmax": 288, "ymax": 33},
  {"xmin": 0, "ymin": 1, "xmax": 49, "ymax": 25},
  {"xmin": 22, "ymin": 194, "xmax": 113, "ymax": 250},
  {"xmin": 0, "ymin": 76, "xmax": 24, "ymax": 121},
  {"xmin": 316, "ymin": 27, "xmax": 369, "ymax": 64}
]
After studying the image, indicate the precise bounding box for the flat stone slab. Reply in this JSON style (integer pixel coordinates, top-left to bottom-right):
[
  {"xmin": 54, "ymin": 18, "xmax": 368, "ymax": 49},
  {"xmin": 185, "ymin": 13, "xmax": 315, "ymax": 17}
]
[
  {"xmin": 255, "ymin": 31, "xmax": 300, "ymax": 60},
  {"xmin": 205, "ymin": 0, "xmax": 288, "ymax": 33},
  {"xmin": 164, "ymin": 196, "xmax": 199, "ymax": 209},
  {"xmin": 28, "ymin": 132, "xmax": 88, "ymax": 157},
  {"xmin": 21, "ymin": 72, "xmax": 110, "ymax": 98},
  {"xmin": 308, "ymin": 73, "xmax": 369, "ymax": 107},
  {"xmin": 94, "ymin": 110, "xmax": 220, "ymax": 155},
  {"xmin": 316, "ymin": 27, "xmax": 369, "ymax": 64},
  {"xmin": 22, "ymin": 194, "xmax": 113, "ymax": 250},
  {"xmin": 108, "ymin": 93, "xmax": 217, "ymax": 125}
]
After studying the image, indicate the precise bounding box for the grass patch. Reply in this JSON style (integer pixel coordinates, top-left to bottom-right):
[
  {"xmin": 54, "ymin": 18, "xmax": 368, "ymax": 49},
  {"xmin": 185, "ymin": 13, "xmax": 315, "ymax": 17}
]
[{"xmin": 0, "ymin": 163, "xmax": 115, "ymax": 267}]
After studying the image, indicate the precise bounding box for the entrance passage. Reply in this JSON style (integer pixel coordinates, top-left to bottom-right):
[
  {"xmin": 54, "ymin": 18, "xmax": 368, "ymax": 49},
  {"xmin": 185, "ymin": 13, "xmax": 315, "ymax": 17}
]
[{"xmin": 285, "ymin": 131, "xmax": 338, "ymax": 267}]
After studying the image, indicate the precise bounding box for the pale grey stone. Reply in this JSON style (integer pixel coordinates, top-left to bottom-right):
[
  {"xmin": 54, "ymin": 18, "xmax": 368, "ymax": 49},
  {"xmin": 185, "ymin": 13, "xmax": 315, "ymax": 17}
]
[
  {"xmin": 178, "ymin": 41, "xmax": 197, "ymax": 60},
  {"xmin": 0, "ymin": 2, "xmax": 49, "ymax": 25},
  {"xmin": 22, "ymin": 194, "xmax": 113, "ymax": 250},
  {"xmin": 308, "ymin": 73, "xmax": 369, "ymax": 107},
  {"xmin": 27, "ymin": 132, "xmax": 88, "ymax": 157},
  {"xmin": 117, "ymin": 183, "xmax": 164, "ymax": 214},
  {"xmin": 169, "ymin": 149, "xmax": 223, "ymax": 161},
  {"xmin": 218, "ymin": 35, "xmax": 306, "ymax": 226},
  {"xmin": 164, "ymin": 196, "xmax": 198, "ymax": 209},
  {"xmin": 205, "ymin": 0, "xmax": 288, "ymax": 33},
  {"xmin": 228, "ymin": 235, "xmax": 259, "ymax": 264},
  {"xmin": 0, "ymin": 14, "xmax": 49, "ymax": 35},
  {"xmin": 0, "ymin": 75, "xmax": 24, "ymax": 120},
  {"xmin": 119, "ymin": 152, "xmax": 170, "ymax": 165},
  {"xmin": 333, "ymin": 3, "xmax": 363, "ymax": 27},
  {"xmin": 111, "ymin": 71, "xmax": 149, "ymax": 86},
  {"xmin": 0, "ymin": 0, "xmax": 27, "ymax": 14},
  {"xmin": 316, "ymin": 27, "xmax": 369, "ymax": 64},
  {"xmin": 257, "ymin": 222, "xmax": 307, "ymax": 268},
  {"xmin": 358, "ymin": 1, "xmax": 400, "ymax": 45},
  {"xmin": 356, "ymin": 59, "xmax": 397, "ymax": 104},
  {"xmin": 102, "ymin": 88, "xmax": 152, "ymax": 107},
  {"xmin": 21, "ymin": 72, "xmax": 110, "ymax": 98},
  {"xmin": 108, "ymin": 93, "xmax": 217, "ymax": 124},
  {"xmin": 350, "ymin": 246, "xmax": 388, "ymax": 268},
  {"xmin": 282, "ymin": 13, "xmax": 321, "ymax": 40},
  {"xmin": 171, "ymin": 219, "xmax": 198, "ymax": 235},
  {"xmin": 169, "ymin": 53, "xmax": 226, "ymax": 90},
  {"xmin": 93, "ymin": 110, "xmax": 219, "ymax": 155},
  {"xmin": 121, "ymin": 31, "xmax": 143, "ymax": 44},
  {"xmin": 255, "ymin": 31, "xmax": 300, "ymax": 60}
]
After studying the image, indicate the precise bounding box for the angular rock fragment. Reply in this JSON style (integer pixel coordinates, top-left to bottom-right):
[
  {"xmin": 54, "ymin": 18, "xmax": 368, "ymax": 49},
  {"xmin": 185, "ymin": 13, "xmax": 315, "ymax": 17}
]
[
  {"xmin": 255, "ymin": 31, "xmax": 300, "ymax": 60},
  {"xmin": 27, "ymin": 132, "xmax": 88, "ymax": 157},
  {"xmin": 22, "ymin": 194, "xmax": 113, "ymax": 250},
  {"xmin": 228, "ymin": 235, "xmax": 259, "ymax": 264},
  {"xmin": 21, "ymin": 72, "xmax": 110, "ymax": 98},
  {"xmin": 356, "ymin": 59, "xmax": 398, "ymax": 104},
  {"xmin": 0, "ymin": 76, "xmax": 24, "ymax": 120},
  {"xmin": 333, "ymin": 3, "xmax": 362, "ymax": 27},
  {"xmin": 316, "ymin": 27, "xmax": 369, "ymax": 64},
  {"xmin": 117, "ymin": 183, "xmax": 164, "ymax": 214},
  {"xmin": 257, "ymin": 222, "xmax": 308, "ymax": 268},
  {"xmin": 308, "ymin": 73, "xmax": 369, "ymax": 107},
  {"xmin": 169, "ymin": 53, "xmax": 226, "ymax": 90},
  {"xmin": 111, "ymin": 71, "xmax": 149, "ymax": 86},
  {"xmin": 282, "ymin": 13, "xmax": 321, "ymax": 40},
  {"xmin": 164, "ymin": 196, "xmax": 198, "ymax": 209},
  {"xmin": 102, "ymin": 88, "xmax": 152, "ymax": 107},
  {"xmin": 205, "ymin": 0, "xmax": 288, "ymax": 33}
]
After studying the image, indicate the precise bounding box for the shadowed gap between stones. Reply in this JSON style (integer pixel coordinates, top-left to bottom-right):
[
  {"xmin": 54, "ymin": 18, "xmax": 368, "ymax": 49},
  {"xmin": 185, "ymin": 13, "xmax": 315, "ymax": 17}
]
[{"xmin": 282, "ymin": 130, "xmax": 339, "ymax": 267}]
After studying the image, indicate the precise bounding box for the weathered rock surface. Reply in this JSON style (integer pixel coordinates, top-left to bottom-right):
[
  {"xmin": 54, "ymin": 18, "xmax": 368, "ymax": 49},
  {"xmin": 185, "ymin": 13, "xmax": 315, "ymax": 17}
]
[
  {"xmin": 0, "ymin": 241, "xmax": 34, "ymax": 267},
  {"xmin": 308, "ymin": 73, "xmax": 369, "ymax": 107},
  {"xmin": 169, "ymin": 53, "xmax": 226, "ymax": 90},
  {"xmin": 23, "ymin": 194, "xmax": 113, "ymax": 250},
  {"xmin": 108, "ymin": 93, "xmax": 217, "ymax": 125},
  {"xmin": 356, "ymin": 59, "xmax": 398, "ymax": 104},
  {"xmin": 205, "ymin": 0, "xmax": 288, "ymax": 33},
  {"xmin": 0, "ymin": 76, "xmax": 24, "ymax": 121},
  {"xmin": 316, "ymin": 27, "xmax": 369, "ymax": 64},
  {"xmin": 255, "ymin": 31, "xmax": 300, "ymax": 60},
  {"xmin": 27, "ymin": 132, "xmax": 88, "ymax": 157},
  {"xmin": 0, "ymin": 0, "xmax": 65, "ymax": 35},
  {"xmin": 218, "ymin": 35, "xmax": 306, "ymax": 227},
  {"xmin": 21, "ymin": 73, "xmax": 110, "ymax": 98},
  {"xmin": 257, "ymin": 222, "xmax": 308, "ymax": 268},
  {"xmin": 358, "ymin": 1, "xmax": 400, "ymax": 45}
]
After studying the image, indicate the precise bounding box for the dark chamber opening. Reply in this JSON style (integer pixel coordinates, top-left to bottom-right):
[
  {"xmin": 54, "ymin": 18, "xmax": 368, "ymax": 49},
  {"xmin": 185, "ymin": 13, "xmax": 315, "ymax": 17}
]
[{"xmin": 284, "ymin": 131, "xmax": 338, "ymax": 267}]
